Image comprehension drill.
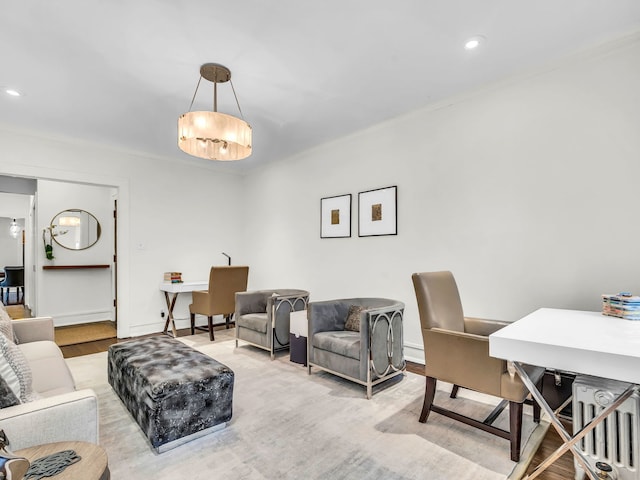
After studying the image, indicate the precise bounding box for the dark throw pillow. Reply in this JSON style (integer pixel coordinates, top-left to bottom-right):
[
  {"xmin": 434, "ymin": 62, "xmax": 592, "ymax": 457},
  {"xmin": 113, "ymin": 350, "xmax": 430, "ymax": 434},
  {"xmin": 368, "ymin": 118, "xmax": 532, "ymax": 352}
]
[
  {"xmin": 0, "ymin": 374, "xmax": 20, "ymax": 408},
  {"xmin": 344, "ymin": 305, "xmax": 366, "ymax": 332}
]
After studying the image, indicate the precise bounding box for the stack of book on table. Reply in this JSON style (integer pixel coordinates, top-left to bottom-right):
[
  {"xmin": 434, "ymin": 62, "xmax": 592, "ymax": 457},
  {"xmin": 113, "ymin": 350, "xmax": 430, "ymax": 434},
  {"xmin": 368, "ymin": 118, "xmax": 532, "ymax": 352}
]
[
  {"xmin": 602, "ymin": 293, "xmax": 640, "ymax": 320},
  {"xmin": 163, "ymin": 272, "xmax": 183, "ymax": 283}
]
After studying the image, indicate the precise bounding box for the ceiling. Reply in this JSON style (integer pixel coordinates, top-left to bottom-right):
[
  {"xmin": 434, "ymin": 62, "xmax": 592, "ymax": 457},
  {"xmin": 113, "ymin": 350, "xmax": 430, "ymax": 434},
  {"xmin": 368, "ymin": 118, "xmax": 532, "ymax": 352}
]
[{"xmin": 1, "ymin": 1, "xmax": 639, "ymax": 172}]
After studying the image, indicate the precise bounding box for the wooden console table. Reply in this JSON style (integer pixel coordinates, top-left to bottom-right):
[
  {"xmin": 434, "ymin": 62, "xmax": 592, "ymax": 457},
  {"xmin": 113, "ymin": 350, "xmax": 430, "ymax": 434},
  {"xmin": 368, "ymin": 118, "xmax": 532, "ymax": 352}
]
[{"xmin": 43, "ymin": 265, "xmax": 110, "ymax": 270}]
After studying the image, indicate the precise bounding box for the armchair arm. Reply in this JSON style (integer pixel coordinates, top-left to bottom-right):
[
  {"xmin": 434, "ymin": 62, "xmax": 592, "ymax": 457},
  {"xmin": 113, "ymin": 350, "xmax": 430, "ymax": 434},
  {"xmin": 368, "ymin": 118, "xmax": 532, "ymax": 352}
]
[
  {"xmin": 366, "ymin": 305, "xmax": 405, "ymax": 378},
  {"xmin": 269, "ymin": 293, "xmax": 309, "ymax": 349},
  {"xmin": 0, "ymin": 389, "xmax": 98, "ymax": 450},
  {"xmin": 11, "ymin": 317, "xmax": 55, "ymax": 343},
  {"xmin": 463, "ymin": 317, "xmax": 510, "ymax": 337},
  {"xmin": 424, "ymin": 328, "xmax": 505, "ymax": 397},
  {"xmin": 269, "ymin": 293, "xmax": 309, "ymax": 320},
  {"xmin": 189, "ymin": 290, "xmax": 210, "ymax": 314}
]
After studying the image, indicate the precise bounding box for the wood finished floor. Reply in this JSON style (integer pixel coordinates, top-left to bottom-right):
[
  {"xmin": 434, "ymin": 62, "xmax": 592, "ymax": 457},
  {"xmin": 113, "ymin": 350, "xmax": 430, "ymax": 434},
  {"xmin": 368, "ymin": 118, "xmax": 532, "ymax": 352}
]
[{"xmin": 61, "ymin": 331, "xmax": 574, "ymax": 479}]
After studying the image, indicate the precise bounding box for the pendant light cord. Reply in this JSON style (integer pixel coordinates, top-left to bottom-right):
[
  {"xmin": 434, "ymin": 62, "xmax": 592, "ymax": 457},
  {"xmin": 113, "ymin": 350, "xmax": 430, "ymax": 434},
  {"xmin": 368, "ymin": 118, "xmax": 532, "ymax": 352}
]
[
  {"xmin": 186, "ymin": 74, "xmax": 246, "ymax": 122},
  {"xmin": 187, "ymin": 76, "xmax": 203, "ymax": 112},
  {"xmin": 229, "ymin": 79, "xmax": 246, "ymax": 121}
]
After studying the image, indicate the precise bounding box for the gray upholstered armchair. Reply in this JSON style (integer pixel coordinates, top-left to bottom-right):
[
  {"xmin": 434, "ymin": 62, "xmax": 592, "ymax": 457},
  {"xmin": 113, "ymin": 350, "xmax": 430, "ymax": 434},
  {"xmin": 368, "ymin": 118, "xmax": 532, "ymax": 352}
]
[
  {"xmin": 307, "ymin": 298, "xmax": 405, "ymax": 399},
  {"xmin": 235, "ymin": 289, "xmax": 309, "ymax": 359}
]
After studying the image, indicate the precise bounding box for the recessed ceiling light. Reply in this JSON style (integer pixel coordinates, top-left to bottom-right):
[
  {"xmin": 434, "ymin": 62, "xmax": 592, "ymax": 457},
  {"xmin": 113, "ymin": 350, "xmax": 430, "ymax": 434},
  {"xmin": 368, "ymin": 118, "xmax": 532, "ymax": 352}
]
[
  {"xmin": 464, "ymin": 36, "xmax": 486, "ymax": 51},
  {"xmin": 4, "ymin": 88, "xmax": 22, "ymax": 97}
]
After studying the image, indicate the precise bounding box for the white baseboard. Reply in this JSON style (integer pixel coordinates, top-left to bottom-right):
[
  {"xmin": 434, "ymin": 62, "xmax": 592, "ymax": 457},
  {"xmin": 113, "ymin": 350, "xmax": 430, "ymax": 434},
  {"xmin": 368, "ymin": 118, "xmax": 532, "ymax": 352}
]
[
  {"xmin": 53, "ymin": 310, "xmax": 113, "ymax": 327},
  {"xmin": 404, "ymin": 341, "xmax": 424, "ymax": 365}
]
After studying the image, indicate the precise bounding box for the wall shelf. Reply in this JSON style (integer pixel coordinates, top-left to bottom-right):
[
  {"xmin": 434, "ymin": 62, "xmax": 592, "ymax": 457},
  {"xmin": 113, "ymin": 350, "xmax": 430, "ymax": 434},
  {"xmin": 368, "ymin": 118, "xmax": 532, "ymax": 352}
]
[{"xmin": 42, "ymin": 265, "xmax": 110, "ymax": 270}]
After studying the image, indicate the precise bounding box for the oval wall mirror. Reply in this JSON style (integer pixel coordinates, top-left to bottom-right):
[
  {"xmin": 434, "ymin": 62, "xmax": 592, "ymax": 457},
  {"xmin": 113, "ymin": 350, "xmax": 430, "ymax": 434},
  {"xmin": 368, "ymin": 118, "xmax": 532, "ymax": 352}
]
[{"xmin": 50, "ymin": 209, "xmax": 101, "ymax": 250}]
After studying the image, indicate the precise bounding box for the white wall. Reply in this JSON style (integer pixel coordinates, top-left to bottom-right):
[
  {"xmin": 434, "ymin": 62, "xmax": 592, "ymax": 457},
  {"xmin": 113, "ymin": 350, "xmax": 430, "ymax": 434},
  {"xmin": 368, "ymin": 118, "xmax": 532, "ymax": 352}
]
[
  {"xmin": 0, "ymin": 133, "xmax": 245, "ymax": 336},
  {"xmin": 0, "ymin": 34, "xmax": 638, "ymax": 354},
  {"xmin": 241, "ymin": 35, "xmax": 640, "ymax": 362}
]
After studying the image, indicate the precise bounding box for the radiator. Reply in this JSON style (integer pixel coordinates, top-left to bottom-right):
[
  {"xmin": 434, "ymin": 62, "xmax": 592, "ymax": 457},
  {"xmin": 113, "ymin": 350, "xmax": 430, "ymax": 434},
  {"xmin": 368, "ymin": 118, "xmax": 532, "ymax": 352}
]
[{"xmin": 573, "ymin": 375, "xmax": 640, "ymax": 480}]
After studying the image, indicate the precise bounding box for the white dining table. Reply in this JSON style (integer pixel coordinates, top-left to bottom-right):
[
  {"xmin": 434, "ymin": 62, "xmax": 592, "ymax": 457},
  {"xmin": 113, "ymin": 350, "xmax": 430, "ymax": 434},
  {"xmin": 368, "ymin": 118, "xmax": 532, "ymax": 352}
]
[{"xmin": 489, "ymin": 308, "xmax": 640, "ymax": 479}]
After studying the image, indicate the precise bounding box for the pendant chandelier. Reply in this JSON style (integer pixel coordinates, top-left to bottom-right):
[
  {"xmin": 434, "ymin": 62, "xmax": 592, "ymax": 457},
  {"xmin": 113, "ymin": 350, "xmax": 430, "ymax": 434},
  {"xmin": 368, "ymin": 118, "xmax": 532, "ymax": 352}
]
[{"xmin": 178, "ymin": 63, "xmax": 252, "ymax": 161}]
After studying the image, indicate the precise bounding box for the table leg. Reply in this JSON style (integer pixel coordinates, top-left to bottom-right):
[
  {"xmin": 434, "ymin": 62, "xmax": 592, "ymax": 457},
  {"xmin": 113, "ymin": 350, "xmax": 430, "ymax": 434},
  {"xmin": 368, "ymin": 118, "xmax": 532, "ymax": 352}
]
[
  {"xmin": 512, "ymin": 362, "xmax": 636, "ymax": 480},
  {"xmin": 162, "ymin": 291, "xmax": 179, "ymax": 338}
]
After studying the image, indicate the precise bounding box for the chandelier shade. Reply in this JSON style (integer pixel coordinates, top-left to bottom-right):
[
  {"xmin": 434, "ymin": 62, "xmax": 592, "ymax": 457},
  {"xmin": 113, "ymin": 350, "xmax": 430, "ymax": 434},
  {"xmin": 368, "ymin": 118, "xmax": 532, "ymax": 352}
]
[
  {"xmin": 178, "ymin": 111, "xmax": 252, "ymax": 161},
  {"xmin": 178, "ymin": 63, "xmax": 252, "ymax": 161}
]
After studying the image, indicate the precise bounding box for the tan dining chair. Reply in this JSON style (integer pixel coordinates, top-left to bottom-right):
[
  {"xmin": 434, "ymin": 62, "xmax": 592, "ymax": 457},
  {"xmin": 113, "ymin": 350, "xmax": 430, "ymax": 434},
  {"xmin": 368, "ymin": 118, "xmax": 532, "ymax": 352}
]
[
  {"xmin": 412, "ymin": 270, "xmax": 544, "ymax": 462},
  {"xmin": 189, "ymin": 265, "xmax": 249, "ymax": 341}
]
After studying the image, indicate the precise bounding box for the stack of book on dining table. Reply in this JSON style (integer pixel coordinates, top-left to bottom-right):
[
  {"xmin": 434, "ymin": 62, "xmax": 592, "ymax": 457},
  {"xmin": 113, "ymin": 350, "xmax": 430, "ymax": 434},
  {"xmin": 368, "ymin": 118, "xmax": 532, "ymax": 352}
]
[{"xmin": 602, "ymin": 293, "xmax": 640, "ymax": 320}]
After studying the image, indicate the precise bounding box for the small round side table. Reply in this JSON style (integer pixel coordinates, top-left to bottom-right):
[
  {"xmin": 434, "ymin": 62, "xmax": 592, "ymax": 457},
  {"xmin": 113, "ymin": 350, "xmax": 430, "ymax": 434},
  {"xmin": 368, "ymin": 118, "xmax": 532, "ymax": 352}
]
[{"xmin": 15, "ymin": 441, "xmax": 109, "ymax": 480}]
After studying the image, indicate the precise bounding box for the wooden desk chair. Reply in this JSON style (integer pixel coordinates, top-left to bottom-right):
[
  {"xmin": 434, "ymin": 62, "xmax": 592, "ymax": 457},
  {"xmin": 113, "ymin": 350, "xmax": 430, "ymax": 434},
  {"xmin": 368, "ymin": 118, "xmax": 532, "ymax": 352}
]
[
  {"xmin": 412, "ymin": 270, "xmax": 544, "ymax": 462},
  {"xmin": 189, "ymin": 266, "xmax": 249, "ymax": 340}
]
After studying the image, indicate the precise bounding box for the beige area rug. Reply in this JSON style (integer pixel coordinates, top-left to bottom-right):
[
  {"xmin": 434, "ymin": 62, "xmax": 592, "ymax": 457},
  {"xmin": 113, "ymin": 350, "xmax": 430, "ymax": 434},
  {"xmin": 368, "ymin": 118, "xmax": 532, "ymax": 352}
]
[
  {"xmin": 66, "ymin": 331, "xmax": 548, "ymax": 480},
  {"xmin": 54, "ymin": 321, "xmax": 117, "ymax": 346}
]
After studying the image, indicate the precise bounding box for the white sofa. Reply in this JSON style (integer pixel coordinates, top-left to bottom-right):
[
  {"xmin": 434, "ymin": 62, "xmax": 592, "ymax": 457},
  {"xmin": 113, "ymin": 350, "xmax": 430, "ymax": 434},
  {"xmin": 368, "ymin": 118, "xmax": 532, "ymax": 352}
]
[{"xmin": 0, "ymin": 316, "xmax": 99, "ymax": 450}]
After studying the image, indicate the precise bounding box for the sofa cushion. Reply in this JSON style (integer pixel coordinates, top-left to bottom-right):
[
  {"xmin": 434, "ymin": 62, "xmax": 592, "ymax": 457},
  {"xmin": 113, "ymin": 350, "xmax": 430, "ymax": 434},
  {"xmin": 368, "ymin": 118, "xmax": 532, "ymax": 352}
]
[
  {"xmin": 344, "ymin": 305, "xmax": 366, "ymax": 332},
  {"xmin": 18, "ymin": 341, "xmax": 75, "ymax": 397},
  {"xmin": 237, "ymin": 313, "xmax": 268, "ymax": 334},
  {"xmin": 0, "ymin": 310, "xmax": 13, "ymax": 341},
  {"xmin": 0, "ymin": 374, "xmax": 20, "ymax": 407},
  {"xmin": 312, "ymin": 331, "xmax": 360, "ymax": 360},
  {"xmin": 0, "ymin": 332, "xmax": 34, "ymax": 402},
  {"xmin": 0, "ymin": 308, "xmax": 18, "ymax": 343}
]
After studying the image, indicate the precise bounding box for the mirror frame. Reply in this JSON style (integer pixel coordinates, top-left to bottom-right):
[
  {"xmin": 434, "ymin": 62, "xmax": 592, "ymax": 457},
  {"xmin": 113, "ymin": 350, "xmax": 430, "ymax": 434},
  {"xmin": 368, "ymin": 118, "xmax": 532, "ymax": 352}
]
[{"xmin": 50, "ymin": 209, "xmax": 102, "ymax": 251}]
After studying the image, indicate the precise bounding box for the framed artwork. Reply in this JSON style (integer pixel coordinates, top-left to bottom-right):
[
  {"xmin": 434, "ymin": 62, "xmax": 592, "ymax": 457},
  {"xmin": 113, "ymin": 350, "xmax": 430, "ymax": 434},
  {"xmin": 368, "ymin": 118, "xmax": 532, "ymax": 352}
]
[
  {"xmin": 358, "ymin": 186, "xmax": 397, "ymax": 237},
  {"xmin": 320, "ymin": 194, "xmax": 352, "ymax": 238}
]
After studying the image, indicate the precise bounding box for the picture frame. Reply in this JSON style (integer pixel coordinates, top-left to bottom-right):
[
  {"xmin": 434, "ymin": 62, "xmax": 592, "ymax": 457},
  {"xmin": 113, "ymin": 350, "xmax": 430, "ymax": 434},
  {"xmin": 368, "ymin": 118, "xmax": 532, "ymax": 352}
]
[
  {"xmin": 358, "ymin": 186, "xmax": 397, "ymax": 237},
  {"xmin": 320, "ymin": 194, "xmax": 352, "ymax": 238}
]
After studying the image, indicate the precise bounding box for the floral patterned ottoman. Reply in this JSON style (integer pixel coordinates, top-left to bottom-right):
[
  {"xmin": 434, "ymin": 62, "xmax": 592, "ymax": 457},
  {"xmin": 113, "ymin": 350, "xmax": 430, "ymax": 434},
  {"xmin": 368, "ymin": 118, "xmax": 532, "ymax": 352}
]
[{"xmin": 107, "ymin": 336, "xmax": 234, "ymax": 452}]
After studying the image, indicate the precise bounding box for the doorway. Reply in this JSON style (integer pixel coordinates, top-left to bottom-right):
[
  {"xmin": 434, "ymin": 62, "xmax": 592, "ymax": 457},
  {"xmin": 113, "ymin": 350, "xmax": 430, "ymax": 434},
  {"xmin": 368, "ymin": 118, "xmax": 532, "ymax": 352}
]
[
  {"xmin": 0, "ymin": 176, "xmax": 117, "ymax": 329},
  {"xmin": 0, "ymin": 192, "xmax": 32, "ymax": 310},
  {"xmin": 37, "ymin": 179, "xmax": 116, "ymax": 327}
]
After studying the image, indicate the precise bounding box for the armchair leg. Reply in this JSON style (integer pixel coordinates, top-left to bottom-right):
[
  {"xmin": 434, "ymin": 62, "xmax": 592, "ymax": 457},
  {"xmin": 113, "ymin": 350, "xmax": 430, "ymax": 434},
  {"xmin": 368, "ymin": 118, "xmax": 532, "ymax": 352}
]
[
  {"xmin": 509, "ymin": 401, "xmax": 523, "ymax": 463},
  {"xmin": 208, "ymin": 316, "xmax": 214, "ymax": 341},
  {"xmin": 190, "ymin": 313, "xmax": 195, "ymax": 336},
  {"xmin": 419, "ymin": 376, "xmax": 437, "ymax": 423},
  {"xmin": 533, "ymin": 397, "xmax": 541, "ymax": 423}
]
